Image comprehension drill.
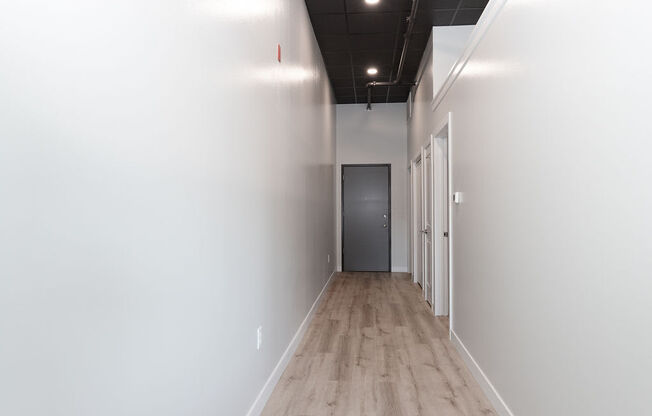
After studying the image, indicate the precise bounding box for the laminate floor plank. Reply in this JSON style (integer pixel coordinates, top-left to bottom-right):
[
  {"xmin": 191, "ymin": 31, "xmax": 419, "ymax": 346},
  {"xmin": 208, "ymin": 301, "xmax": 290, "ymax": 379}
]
[{"xmin": 261, "ymin": 272, "xmax": 496, "ymax": 416}]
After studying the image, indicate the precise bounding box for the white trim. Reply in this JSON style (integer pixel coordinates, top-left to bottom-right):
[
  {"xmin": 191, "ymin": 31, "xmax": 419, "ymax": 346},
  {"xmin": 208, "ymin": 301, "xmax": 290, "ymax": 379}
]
[
  {"xmin": 433, "ymin": 113, "xmax": 451, "ymax": 317},
  {"xmin": 451, "ymin": 331, "xmax": 515, "ymax": 416},
  {"xmin": 420, "ymin": 145, "xmax": 427, "ymax": 302},
  {"xmin": 410, "ymin": 160, "xmax": 416, "ymax": 283},
  {"xmin": 446, "ymin": 113, "xmax": 454, "ymax": 330},
  {"xmin": 431, "ymin": 0, "xmax": 509, "ymax": 112},
  {"xmin": 246, "ymin": 270, "xmax": 337, "ymax": 416},
  {"xmin": 410, "ymin": 156, "xmax": 423, "ymax": 285},
  {"xmin": 392, "ymin": 266, "xmax": 410, "ymax": 273}
]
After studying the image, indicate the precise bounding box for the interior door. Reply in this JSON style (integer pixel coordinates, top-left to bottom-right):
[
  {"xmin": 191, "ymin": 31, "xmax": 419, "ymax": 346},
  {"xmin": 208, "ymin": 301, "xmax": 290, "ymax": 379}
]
[
  {"xmin": 434, "ymin": 136, "xmax": 450, "ymax": 316},
  {"xmin": 341, "ymin": 165, "xmax": 391, "ymax": 272},
  {"xmin": 413, "ymin": 160, "xmax": 423, "ymax": 286},
  {"xmin": 423, "ymin": 146, "xmax": 433, "ymax": 305}
]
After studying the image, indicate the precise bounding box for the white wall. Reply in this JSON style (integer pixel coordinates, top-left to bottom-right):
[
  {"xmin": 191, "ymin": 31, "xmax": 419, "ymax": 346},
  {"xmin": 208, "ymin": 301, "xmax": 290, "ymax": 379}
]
[
  {"xmin": 336, "ymin": 103, "xmax": 408, "ymax": 272},
  {"xmin": 408, "ymin": 33, "xmax": 435, "ymax": 160},
  {"xmin": 432, "ymin": 25, "xmax": 474, "ymax": 99},
  {"xmin": 0, "ymin": 1, "xmax": 335, "ymax": 415},
  {"xmin": 409, "ymin": 26, "xmax": 473, "ymax": 159},
  {"xmin": 409, "ymin": 0, "xmax": 652, "ymax": 415}
]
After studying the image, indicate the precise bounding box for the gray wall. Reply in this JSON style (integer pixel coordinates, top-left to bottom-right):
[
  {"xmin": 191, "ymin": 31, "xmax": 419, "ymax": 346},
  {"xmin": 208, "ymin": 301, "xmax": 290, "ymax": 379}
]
[
  {"xmin": 409, "ymin": 0, "xmax": 652, "ymax": 414},
  {"xmin": 336, "ymin": 103, "xmax": 408, "ymax": 272},
  {"xmin": 0, "ymin": 0, "xmax": 335, "ymax": 415}
]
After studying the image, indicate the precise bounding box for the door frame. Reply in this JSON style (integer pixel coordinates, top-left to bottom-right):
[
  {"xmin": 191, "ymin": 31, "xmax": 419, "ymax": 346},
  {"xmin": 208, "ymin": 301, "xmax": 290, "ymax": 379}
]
[
  {"xmin": 432, "ymin": 113, "xmax": 453, "ymax": 319},
  {"xmin": 341, "ymin": 164, "xmax": 392, "ymax": 272},
  {"xmin": 411, "ymin": 144, "xmax": 436, "ymax": 306},
  {"xmin": 410, "ymin": 156, "xmax": 422, "ymax": 284},
  {"xmin": 422, "ymin": 140, "xmax": 435, "ymax": 308}
]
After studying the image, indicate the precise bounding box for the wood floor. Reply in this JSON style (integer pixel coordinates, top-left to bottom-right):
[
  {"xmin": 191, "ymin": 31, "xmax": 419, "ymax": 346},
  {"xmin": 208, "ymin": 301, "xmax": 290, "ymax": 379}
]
[{"xmin": 262, "ymin": 272, "xmax": 496, "ymax": 416}]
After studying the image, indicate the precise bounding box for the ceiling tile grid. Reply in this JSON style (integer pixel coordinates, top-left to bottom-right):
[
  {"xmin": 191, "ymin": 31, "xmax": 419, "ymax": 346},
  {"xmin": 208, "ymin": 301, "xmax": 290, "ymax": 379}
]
[{"xmin": 305, "ymin": 0, "xmax": 489, "ymax": 104}]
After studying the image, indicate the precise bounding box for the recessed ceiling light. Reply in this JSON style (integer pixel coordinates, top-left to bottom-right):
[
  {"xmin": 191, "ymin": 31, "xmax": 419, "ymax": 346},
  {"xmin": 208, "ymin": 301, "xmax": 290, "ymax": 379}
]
[
  {"xmin": 367, "ymin": 67, "xmax": 378, "ymax": 75},
  {"xmin": 365, "ymin": 0, "xmax": 380, "ymax": 5}
]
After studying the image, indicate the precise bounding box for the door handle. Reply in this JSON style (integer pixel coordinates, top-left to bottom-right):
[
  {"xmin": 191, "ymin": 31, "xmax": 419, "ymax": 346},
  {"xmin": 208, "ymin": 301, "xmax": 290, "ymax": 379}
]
[{"xmin": 443, "ymin": 232, "xmax": 449, "ymax": 237}]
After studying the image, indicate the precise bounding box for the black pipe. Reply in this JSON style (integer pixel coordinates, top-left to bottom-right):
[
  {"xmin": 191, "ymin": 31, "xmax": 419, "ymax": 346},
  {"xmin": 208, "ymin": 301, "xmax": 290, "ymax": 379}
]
[
  {"xmin": 366, "ymin": 0, "xmax": 420, "ymax": 110},
  {"xmin": 366, "ymin": 87, "xmax": 373, "ymax": 111}
]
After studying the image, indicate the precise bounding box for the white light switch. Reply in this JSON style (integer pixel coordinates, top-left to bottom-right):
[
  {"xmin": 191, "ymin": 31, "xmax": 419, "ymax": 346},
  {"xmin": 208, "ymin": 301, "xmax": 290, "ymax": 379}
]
[{"xmin": 453, "ymin": 192, "xmax": 463, "ymax": 204}]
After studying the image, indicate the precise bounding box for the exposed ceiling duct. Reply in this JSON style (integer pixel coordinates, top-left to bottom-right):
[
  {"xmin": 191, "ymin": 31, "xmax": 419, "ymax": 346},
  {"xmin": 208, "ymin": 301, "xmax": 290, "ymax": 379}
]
[
  {"xmin": 304, "ymin": 0, "xmax": 488, "ymax": 105},
  {"xmin": 366, "ymin": 0, "xmax": 420, "ymax": 110}
]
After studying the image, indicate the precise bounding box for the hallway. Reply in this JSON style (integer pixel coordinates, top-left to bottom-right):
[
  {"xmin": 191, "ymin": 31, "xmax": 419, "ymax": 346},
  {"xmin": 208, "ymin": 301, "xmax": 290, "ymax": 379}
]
[
  {"xmin": 4, "ymin": 0, "xmax": 652, "ymax": 414},
  {"xmin": 262, "ymin": 273, "xmax": 496, "ymax": 415}
]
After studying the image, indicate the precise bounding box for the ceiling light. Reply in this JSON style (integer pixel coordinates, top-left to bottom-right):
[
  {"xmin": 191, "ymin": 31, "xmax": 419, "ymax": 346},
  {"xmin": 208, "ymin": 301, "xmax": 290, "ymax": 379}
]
[
  {"xmin": 365, "ymin": 0, "xmax": 380, "ymax": 4},
  {"xmin": 367, "ymin": 67, "xmax": 378, "ymax": 75}
]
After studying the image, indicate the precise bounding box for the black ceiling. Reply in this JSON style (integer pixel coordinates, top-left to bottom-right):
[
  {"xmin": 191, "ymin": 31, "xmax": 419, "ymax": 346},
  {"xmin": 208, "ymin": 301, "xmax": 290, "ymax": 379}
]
[{"xmin": 305, "ymin": 0, "xmax": 489, "ymax": 104}]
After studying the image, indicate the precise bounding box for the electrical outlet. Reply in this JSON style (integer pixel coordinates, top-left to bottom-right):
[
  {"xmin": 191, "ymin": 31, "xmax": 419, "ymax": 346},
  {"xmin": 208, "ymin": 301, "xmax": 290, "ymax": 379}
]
[{"xmin": 257, "ymin": 326, "xmax": 262, "ymax": 350}]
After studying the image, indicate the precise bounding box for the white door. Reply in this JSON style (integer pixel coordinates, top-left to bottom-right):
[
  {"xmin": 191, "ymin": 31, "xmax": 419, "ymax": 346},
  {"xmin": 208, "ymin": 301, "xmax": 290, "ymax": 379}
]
[
  {"xmin": 422, "ymin": 146, "xmax": 433, "ymax": 305},
  {"xmin": 434, "ymin": 136, "xmax": 450, "ymax": 316},
  {"xmin": 412, "ymin": 159, "xmax": 423, "ymax": 288}
]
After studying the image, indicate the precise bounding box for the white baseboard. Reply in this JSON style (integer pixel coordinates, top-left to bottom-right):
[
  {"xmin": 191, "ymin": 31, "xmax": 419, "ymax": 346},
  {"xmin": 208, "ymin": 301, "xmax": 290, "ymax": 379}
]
[
  {"xmin": 450, "ymin": 330, "xmax": 514, "ymax": 416},
  {"xmin": 391, "ymin": 266, "xmax": 409, "ymax": 273},
  {"xmin": 245, "ymin": 270, "xmax": 337, "ymax": 416}
]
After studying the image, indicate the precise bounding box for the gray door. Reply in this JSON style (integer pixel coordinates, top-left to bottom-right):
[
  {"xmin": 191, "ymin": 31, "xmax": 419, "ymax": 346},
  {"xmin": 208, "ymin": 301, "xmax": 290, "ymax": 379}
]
[{"xmin": 342, "ymin": 165, "xmax": 391, "ymax": 272}]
